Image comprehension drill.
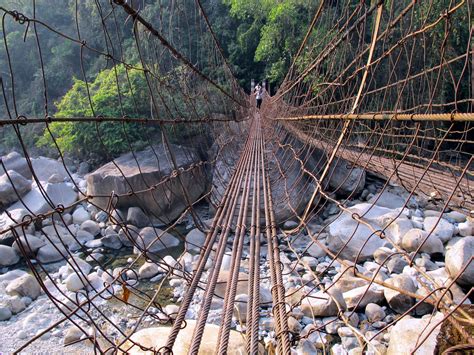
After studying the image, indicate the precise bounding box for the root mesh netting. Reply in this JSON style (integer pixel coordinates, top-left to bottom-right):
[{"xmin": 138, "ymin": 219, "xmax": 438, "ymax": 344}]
[{"xmin": 0, "ymin": 0, "xmax": 472, "ymax": 354}]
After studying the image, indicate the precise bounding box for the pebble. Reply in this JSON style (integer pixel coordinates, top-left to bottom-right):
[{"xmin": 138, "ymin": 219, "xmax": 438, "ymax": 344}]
[
  {"xmin": 371, "ymin": 321, "xmax": 387, "ymax": 329},
  {"xmin": 64, "ymin": 326, "xmax": 84, "ymax": 345},
  {"xmin": 341, "ymin": 336, "xmax": 359, "ymax": 351},
  {"xmin": 0, "ymin": 305, "xmax": 12, "ymax": 321},
  {"xmin": 164, "ymin": 304, "xmax": 180, "ymax": 320},
  {"xmin": 17, "ymin": 330, "xmax": 28, "ymax": 339},
  {"xmin": 85, "ymin": 239, "xmax": 103, "ymax": 249},
  {"xmin": 337, "ymin": 326, "xmax": 354, "ymax": 337}
]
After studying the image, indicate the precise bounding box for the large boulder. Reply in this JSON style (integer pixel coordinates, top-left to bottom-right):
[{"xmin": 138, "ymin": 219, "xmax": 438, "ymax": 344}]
[
  {"xmin": 123, "ymin": 320, "xmax": 246, "ymax": 354},
  {"xmin": 326, "ymin": 158, "xmax": 366, "ymax": 197},
  {"xmin": 387, "ymin": 313, "xmax": 443, "ymax": 355},
  {"xmin": 327, "ymin": 203, "xmax": 391, "ymax": 261},
  {"xmin": 0, "ymin": 170, "xmax": 31, "ymax": 208},
  {"xmin": 0, "ymin": 151, "xmax": 31, "ymax": 179},
  {"xmin": 368, "ymin": 190, "xmax": 409, "ymax": 209},
  {"xmin": 445, "ymin": 236, "xmax": 474, "ymax": 286},
  {"xmin": 266, "ymin": 148, "xmax": 316, "ymax": 224},
  {"xmin": 31, "ymin": 157, "xmax": 69, "ymax": 182},
  {"xmin": 127, "ymin": 207, "xmax": 149, "ymax": 228},
  {"xmin": 87, "ymin": 144, "xmax": 207, "ymax": 224}
]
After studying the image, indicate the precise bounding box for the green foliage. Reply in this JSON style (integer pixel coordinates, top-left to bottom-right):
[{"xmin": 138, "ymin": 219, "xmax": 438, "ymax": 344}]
[
  {"xmin": 37, "ymin": 65, "xmax": 152, "ymax": 159},
  {"xmin": 220, "ymin": 0, "xmax": 318, "ymax": 90}
]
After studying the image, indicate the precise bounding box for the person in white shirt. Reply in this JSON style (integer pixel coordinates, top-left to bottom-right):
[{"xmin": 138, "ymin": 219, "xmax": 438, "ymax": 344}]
[{"xmin": 255, "ymin": 83, "xmax": 263, "ymax": 109}]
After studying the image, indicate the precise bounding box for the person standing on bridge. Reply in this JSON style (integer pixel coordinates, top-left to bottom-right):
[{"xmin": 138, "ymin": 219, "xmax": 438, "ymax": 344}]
[{"xmin": 255, "ymin": 83, "xmax": 264, "ymax": 110}]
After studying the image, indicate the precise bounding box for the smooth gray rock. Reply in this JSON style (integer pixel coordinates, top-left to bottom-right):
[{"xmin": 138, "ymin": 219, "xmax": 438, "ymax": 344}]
[
  {"xmin": 66, "ymin": 256, "xmax": 92, "ymax": 276},
  {"xmin": 65, "ymin": 273, "xmax": 87, "ymax": 292},
  {"xmin": 118, "ymin": 225, "xmax": 140, "ymax": 247},
  {"xmin": 31, "ymin": 157, "xmax": 68, "ymax": 182},
  {"xmin": 133, "ymin": 227, "xmax": 180, "ymax": 254},
  {"xmin": 0, "ymin": 305, "xmax": 12, "ymax": 321},
  {"xmin": 185, "ymin": 228, "xmax": 206, "ymax": 252},
  {"xmin": 373, "ymin": 247, "xmax": 394, "ymax": 265},
  {"xmin": 76, "ymin": 230, "xmax": 94, "ymax": 244},
  {"xmin": 445, "ymin": 211, "xmax": 467, "ymax": 223},
  {"xmin": 5, "ymin": 295, "xmax": 26, "ymax": 314},
  {"xmin": 301, "ymin": 288, "xmax": 346, "ymax": 317},
  {"xmin": 5, "ymin": 183, "xmax": 77, "ymax": 218},
  {"xmin": 458, "ymin": 220, "xmax": 473, "ymax": 237},
  {"xmin": 87, "ymin": 144, "xmax": 207, "ymax": 224},
  {"xmin": 138, "ymin": 262, "xmax": 161, "ymax": 279},
  {"xmin": 365, "ymin": 303, "xmax": 386, "ymax": 322},
  {"xmin": 423, "ymin": 217, "xmax": 455, "ymax": 243},
  {"xmin": 383, "ymin": 217, "xmax": 413, "ymax": 246},
  {"xmin": 327, "ymin": 203, "xmax": 391, "ymax": 261},
  {"xmin": 40, "ymin": 225, "xmax": 79, "ymax": 250},
  {"xmin": 288, "ymin": 316, "xmax": 302, "ymax": 333},
  {"xmin": 401, "ymin": 228, "xmax": 444, "ymax": 255},
  {"xmin": 387, "ymin": 313, "xmax": 443, "ymax": 355},
  {"xmin": 283, "ymin": 220, "xmax": 298, "ymax": 229},
  {"xmin": 48, "ymin": 173, "xmax": 64, "ymax": 183},
  {"xmin": 64, "ymin": 326, "xmax": 85, "ymax": 345},
  {"xmin": 296, "ymin": 339, "xmax": 318, "ymax": 354},
  {"xmin": 427, "ymin": 267, "xmax": 471, "ymax": 304},
  {"xmin": 127, "ymin": 207, "xmax": 149, "ymax": 228},
  {"xmin": 85, "ymin": 239, "xmax": 102, "ymax": 249},
  {"xmin": 111, "ymin": 209, "xmax": 126, "ymax": 223},
  {"xmin": 0, "ymin": 170, "xmax": 31, "ymax": 208},
  {"xmin": 101, "ymin": 234, "xmax": 123, "ymax": 249},
  {"xmin": 80, "ymin": 220, "xmax": 100, "ymax": 236},
  {"xmin": 72, "ymin": 207, "xmax": 90, "ymax": 224},
  {"xmin": 36, "ymin": 243, "xmax": 67, "ymax": 263},
  {"xmin": 414, "ymin": 255, "xmax": 438, "ymax": 271},
  {"xmin": 368, "ymin": 190, "xmax": 408, "ymax": 209},
  {"xmin": 445, "ymin": 236, "xmax": 474, "ymax": 286},
  {"xmin": 386, "ymin": 257, "xmax": 408, "ymax": 274},
  {"xmin": 0, "ymin": 151, "xmax": 30, "ymax": 179},
  {"xmin": 343, "ymin": 284, "xmax": 384, "ymax": 309},
  {"xmin": 12, "ymin": 234, "xmax": 45, "ymax": 257},
  {"xmin": 384, "ymin": 275, "xmax": 416, "ymax": 314},
  {"xmin": 6, "ymin": 274, "xmax": 41, "ymax": 299},
  {"xmin": 326, "ymin": 158, "xmax": 366, "ymax": 197},
  {"xmin": 0, "ymin": 245, "xmax": 20, "ymax": 266}
]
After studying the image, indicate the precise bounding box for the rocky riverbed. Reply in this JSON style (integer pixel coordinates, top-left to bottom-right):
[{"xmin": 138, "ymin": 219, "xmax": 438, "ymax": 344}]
[{"xmin": 0, "ymin": 150, "xmax": 473, "ymax": 354}]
